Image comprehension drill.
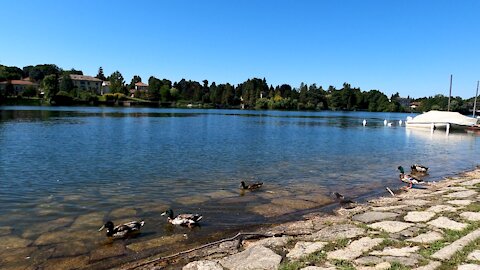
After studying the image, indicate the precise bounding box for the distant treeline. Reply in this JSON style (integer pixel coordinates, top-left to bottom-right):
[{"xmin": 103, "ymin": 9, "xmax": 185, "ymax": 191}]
[{"xmin": 0, "ymin": 64, "xmax": 476, "ymax": 113}]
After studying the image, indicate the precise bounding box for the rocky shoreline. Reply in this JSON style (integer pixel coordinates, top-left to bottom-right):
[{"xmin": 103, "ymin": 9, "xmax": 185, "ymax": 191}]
[{"xmin": 119, "ymin": 168, "xmax": 480, "ymax": 270}]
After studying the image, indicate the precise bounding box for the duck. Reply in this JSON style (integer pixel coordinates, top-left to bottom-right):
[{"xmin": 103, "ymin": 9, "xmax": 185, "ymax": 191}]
[
  {"xmin": 411, "ymin": 164, "xmax": 429, "ymax": 174},
  {"xmin": 398, "ymin": 166, "xmax": 424, "ymax": 188},
  {"xmin": 161, "ymin": 209, "xmax": 202, "ymax": 227},
  {"xmin": 98, "ymin": 220, "xmax": 145, "ymax": 238},
  {"xmin": 240, "ymin": 181, "xmax": 263, "ymax": 190},
  {"xmin": 332, "ymin": 192, "xmax": 356, "ymax": 209}
]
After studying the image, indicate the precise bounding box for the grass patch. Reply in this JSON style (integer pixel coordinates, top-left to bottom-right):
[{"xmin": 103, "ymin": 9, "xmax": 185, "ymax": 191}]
[
  {"xmin": 278, "ymin": 250, "xmax": 327, "ymax": 270},
  {"xmin": 464, "ymin": 202, "xmax": 480, "ymax": 212},
  {"xmin": 278, "ymin": 261, "xmax": 306, "ymax": 270},
  {"xmin": 389, "ymin": 261, "xmax": 411, "ymax": 270},
  {"xmin": 333, "ymin": 259, "xmax": 355, "ymax": 270}
]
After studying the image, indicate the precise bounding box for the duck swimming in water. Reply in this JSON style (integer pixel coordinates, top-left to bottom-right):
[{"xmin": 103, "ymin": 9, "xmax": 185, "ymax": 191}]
[
  {"xmin": 411, "ymin": 164, "xmax": 429, "ymax": 174},
  {"xmin": 161, "ymin": 209, "xmax": 202, "ymax": 227},
  {"xmin": 240, "ymin": 181, "xmax": 263, "ymax": 190},
  {"xmin": 398, "ymin": 166, "xmax": 424, "ymax": 188},
  {"xmin": 98, "ymin": 220, "xmax": 145, "ymax": 238}
]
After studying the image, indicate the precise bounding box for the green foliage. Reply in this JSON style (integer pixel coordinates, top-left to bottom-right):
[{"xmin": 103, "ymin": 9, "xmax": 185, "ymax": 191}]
[
  {"xmin": 128, "ymin": 75, "xmax": 142, "ymax": 90},
  {"xmin": 21, "ymin": 85, "xmax": 38, "ymax": 97},
  {"xmin": 108, "ymin": 71, "xmax": 125, "ymax": 94},
  {"xmin": 41, "ymin": 74, "xmax": 59, "ymax": 100},
  {"xmin": 0, "ymin": 65, "xmax": 23, "ymax": 80},
  {"xmin": 59, "ymin": 74, "xmax": 74, "ymax": 93},
  {"xmin": 51, "ymin": 91, "xmax": 73, "ymax": 105},
  {"xmin": 27, "ymin": 64, "xmax": 61, "ymax": 82},
  {"xmin": 95, "ymin": 67, "xmax": 107, "ymax": 81}
]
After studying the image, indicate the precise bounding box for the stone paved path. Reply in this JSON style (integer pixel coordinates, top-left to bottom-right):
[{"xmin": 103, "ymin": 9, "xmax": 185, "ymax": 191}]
[{"xmin": 133, "ymin": 169, "xmax": 480, "ymax": 270}]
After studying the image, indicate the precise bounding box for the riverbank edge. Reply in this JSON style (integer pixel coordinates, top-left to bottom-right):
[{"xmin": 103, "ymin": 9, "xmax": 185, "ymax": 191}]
[{"xmin": 116, "ymin": 167, "xmax": 480, "ymax": 270}]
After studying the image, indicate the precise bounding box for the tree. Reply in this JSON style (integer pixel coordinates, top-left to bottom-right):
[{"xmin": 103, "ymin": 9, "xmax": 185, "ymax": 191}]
[
  {"xmin": 129, "ymin": 75, "xmax": 142, "ymax": 90},
  {"xmin": 0, "ymin": 65, "xmax": 23, "ymax": 80},
  {"xmin": 108, "ymin": 71, "xmax": 125, "ymax": 94},
  {"xmin": 42, "ymin": 74, "xmax": 59, "ymax": 99},
  {"xmin": 95, "ymin": 67, "xmax": 107, "ymax": 81},
  {"xmin": 59, "ymin": 74, "xmax": 74, "ymax": 93},
  {"xmin": 28, "ymin": 64, "xmax": 61, "ymax": 82}
]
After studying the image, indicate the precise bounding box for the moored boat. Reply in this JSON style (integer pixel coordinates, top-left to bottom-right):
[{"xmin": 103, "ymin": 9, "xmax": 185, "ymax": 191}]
[{"xmin": 406, "ymin": 110, "xmax": 479, "ymax": 131}]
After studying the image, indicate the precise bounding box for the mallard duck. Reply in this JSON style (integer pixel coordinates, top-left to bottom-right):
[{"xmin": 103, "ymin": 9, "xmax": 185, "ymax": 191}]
[
  {"xmin": 98, "ymin": 220, "xmax": 145, "ymax": 238},
  {"xmin": 398, "ymin": 166, "xmax": 424, "ymax": 188},
  {"xmin": 161, "ymin": 209, "xmax": 202, "ymax": 227},
  {"xmin": 332, "ymin": 192, "xmax": 356, "ymax": 209},
  {"xmin": 240, "ymin": 181, "xmax": 263, "ymax": 190},
  {"xmin": 411, "ymin": 164, "xmax": 429, "ymax": 174}
]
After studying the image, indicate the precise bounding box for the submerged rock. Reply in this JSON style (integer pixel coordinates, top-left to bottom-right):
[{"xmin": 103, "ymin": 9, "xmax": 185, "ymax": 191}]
[
  {"xmin": 176, "ymin": 195, "xmax": 210, "ymax": 205},
  {"xmin": 109, "ymin": 207, "xmax": 138, "ymax": 219},
  {"xmin": 51, "ymin": 241, "xmax": 89, "ymax": 257},
  {"xmin": 270, "ymin": 197, "xmax": 321, "ymax": 210},
  {"xmin": 89, "ymin": 242, "xmax": 126, "ymax": 262},
  {"xmin": 248, "ymin": 203, "xmax": 295, "ymax": 218},
  {"xmin": 126, "ymin": 234, "xmax": 185, "ymax": 252},
  {"xmin": 70, "ymin": 212, "xmax": 106, "ymax": 230},
  {"xmin": 41, "ymin": 255, "xmax": 89, "ymax": 270},
  {"xmin": 0, "ymin": 236, "xmax": 32, "ymax": 251},
  {"xmin": 0, "ymin": 226, "xmax": 13, "ymax": 236}
]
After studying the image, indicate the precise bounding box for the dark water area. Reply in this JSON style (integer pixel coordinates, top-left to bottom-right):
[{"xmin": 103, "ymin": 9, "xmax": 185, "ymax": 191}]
[{"xmin": 1, "ymin": 106, "xmax": 479, "ymax": 269}]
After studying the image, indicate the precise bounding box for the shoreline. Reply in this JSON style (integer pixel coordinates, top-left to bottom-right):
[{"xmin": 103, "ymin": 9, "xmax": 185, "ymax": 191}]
[{"xmin": 117, "ymin": 167, "xmax": 480, "ymax": 270}]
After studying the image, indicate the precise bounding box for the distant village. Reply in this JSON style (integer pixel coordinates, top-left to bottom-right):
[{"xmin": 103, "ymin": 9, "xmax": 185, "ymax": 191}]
[{"xmin": 0, "ymin": 64, "xmax": 477, "ymax": 114}]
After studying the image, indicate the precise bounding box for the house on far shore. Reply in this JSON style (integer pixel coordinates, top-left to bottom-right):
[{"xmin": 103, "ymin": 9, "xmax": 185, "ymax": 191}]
[
  {"xmin": 0, "ymin": 78, "xmax": 39, "ymax": 95},
  {"xmin": 135, "ymin": 82, "xmax": 148, "ymax": 91},
  {"xmin": 69, "ymin": 74, "xmax": 102, "ymax": 94},
  {"xmin": 101, "ymin": 81, "xmax": 110, "ymax": 95},
  {"xmin": 410, "ymin": 102, "xmax": 421, "ymax": 110},
  {"xmin": 129, "ymin": 82, "xmax": 148, "ymax": 97}
]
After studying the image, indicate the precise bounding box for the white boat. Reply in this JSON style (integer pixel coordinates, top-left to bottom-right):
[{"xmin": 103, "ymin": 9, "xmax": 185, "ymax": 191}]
[{"xmin": 405, "ymin": 110, "xmax": 479, "ymax": 130}]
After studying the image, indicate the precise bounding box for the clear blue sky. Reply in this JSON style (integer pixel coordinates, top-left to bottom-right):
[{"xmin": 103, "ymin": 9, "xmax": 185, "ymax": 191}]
[{"xmin": 1, "ymin": 0, "xmax": 479, "ymax": 98}]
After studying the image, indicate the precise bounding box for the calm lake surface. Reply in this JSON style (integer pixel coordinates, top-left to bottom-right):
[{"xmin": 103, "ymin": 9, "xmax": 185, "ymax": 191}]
[{"xmin": 1, "ymin": 106, "xmax": 479, "ymax": 269}]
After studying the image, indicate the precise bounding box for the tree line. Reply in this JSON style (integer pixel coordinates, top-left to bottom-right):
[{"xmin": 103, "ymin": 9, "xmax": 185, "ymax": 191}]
[{"xmin": 0, "ymin": 63, "xmax": 477, "ymax": 113}]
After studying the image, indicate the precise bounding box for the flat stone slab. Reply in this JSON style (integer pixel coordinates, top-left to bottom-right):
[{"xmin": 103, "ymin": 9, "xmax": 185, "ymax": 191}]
[
  {"xmin": 244, "ymin": 236, "xmax": 292, "ymax": 249},
  {"xmin": 432, "ymin": 229, "xmax": 480, "ymax": 260},
  {"xmin": 352, "ymin": 211, "xmax": 399, "ymax": 223},
  {"xmin": 444, "ymin": 190, "xmax": 477, "ymax": 199},
  {"xmin": 447, "ymin": 200, "xmax": 473, "ymax": 206},
  {"xmin": 402, "ymin": 199, "xmax": 431, "ymax": 206},
  {"xmin": 458, "ymin": 264, "xmax": 480, "ymax": 270},
  {"xmin": 327, "ymin": 237, "xmax": 383, "ymax": 261},
  {"xmin": 460, "ymin": 179, "xmax": 480, "ymax": 186},
  {"xmin": 461, "ymin": 212, "xmax": 480, "ymax": 222},
  {"xmin": 404, "ymin": 211, "xmax": 436, "ymax": 222},
  {"xmin": 412, "ymin": 261, "xmax": 441, "ymax": 270},
  {"xmin": 406, "ymin": 231, "xmax": 444, "ymax": 244},
  {"xmin": 370, "ymin": 205, "xmax": 405, "ymax": 211},
  {"xmin": 428, "ymin": 217, "xmax": 468, "ymax": 231},
  {"xmin": 368, "ymin": 221, "xmax": 413, "ymax": 233},
  {"xmin": 467, "ymin": 250, "xmax": 480, "ymax": 261},
  {"xmin": 286, "ymin": 241, "xmax": 327, "ymax": 260},
  {"xmin": 426, "ymin": 205, "xmax": 458, "ymax": 213},
  {"xmin": 370, "ymin": 246, "xmax": 420, "ymax": 257},
  {"xmin": 357, "ymin": 262, "xmax": 391, "ymax": 270},
  {"xmin": 304, "ymin": 224, "xmax": 365, "ymax": 241},
  {"xmin": 183, "ymin": 260, "xmax": 224, "ymax": 270},
  {"xmin": 219, "ymin": 245, "xmax": 282, "ymax": 270}
]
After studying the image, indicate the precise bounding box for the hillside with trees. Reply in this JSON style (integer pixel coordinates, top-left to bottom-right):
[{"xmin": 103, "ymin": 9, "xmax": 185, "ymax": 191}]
[{"xmin": 0, "ymin": 63, "xmax": 477, "ymax": 114}]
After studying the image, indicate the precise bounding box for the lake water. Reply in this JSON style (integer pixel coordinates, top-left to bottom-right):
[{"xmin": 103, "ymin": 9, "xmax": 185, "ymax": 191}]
[{"xmin": 1, "ymin": 106, "xmax": 479, "ymax": 269}]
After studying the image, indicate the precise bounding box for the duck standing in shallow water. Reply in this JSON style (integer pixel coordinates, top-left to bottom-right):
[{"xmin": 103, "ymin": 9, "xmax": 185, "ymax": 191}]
[
  {"xmin": 98, "ymin": 220, "xmax": 145, "ymax": 238},
  {"xmin": 240, "ymin": 181, "xmax": 263, "ymax": 190},
  {"xmin": 411, "ymin": 164, "xmax": 429, "ymax": 174},
  {"xmin": 161, "ymin": 209, "xmax": 202, "ymax": 227},
  {"xmin": 398, "ymin": 166, "xmax": 424, "ymax": 188}
]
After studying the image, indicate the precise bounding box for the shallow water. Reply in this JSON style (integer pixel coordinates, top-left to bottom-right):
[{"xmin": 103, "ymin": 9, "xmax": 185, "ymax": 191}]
[{"xmin": 0, "ymin": 106, "xmax": 479, "ymax": 269}]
